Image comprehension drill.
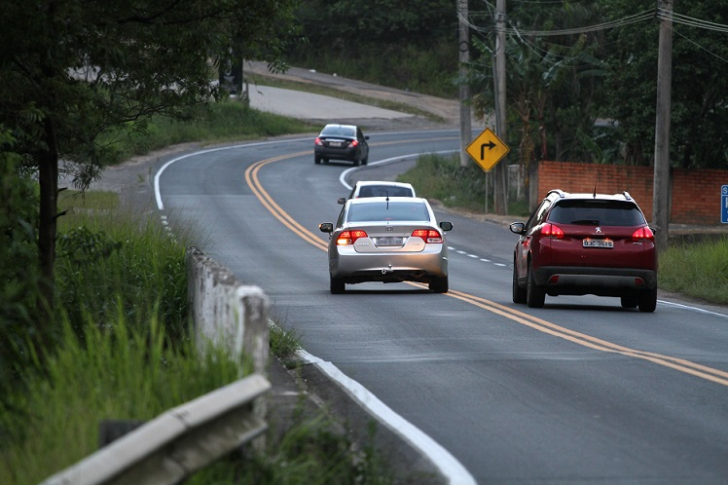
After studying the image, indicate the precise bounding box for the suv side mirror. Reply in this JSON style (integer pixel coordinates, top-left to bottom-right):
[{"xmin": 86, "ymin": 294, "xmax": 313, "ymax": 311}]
[
  {"xmin": 439, "ymin": 221, "xmax": 453, "ymax": 232},
  {"xmin": 337, "ymin": 197, "xmax": 346, "ymax": 205},
  {"xmin": 510, "ymin": 222, "xmax": 526, "ymax": 235}
]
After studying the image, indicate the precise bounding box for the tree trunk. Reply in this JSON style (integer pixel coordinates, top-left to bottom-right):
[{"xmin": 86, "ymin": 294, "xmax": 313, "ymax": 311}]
[{"xmin": 36, "ymin": 116, "xmax": 60, "ymax": 358}]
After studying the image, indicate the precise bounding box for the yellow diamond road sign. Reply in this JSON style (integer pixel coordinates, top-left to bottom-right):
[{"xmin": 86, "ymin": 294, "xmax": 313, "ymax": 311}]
[{"xmin": 466, "ymin": 127, "xmax": 510, "ymax": 172}]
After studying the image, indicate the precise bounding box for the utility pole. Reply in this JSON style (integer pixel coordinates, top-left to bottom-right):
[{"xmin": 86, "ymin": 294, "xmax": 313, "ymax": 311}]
[
  {"xmin": 653, "ymin": 0, "xmax": 673, "ymax": 251},
  {"xmin": 458, "ymin": 0, "xmax": 472, "ymax": 168},
  {"xmin": 494, "ymin": 0, "xmax": 508, "ymax": 214}
]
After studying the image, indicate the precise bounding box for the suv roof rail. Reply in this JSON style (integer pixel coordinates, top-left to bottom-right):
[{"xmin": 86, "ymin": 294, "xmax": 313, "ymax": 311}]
[
  {"xmin": 546, "ymin": 189, "xmax": 566, "ymax": 198},
  {"xmin": 622, "ymin": 191, "xmax": 632, "ymax": 200}
]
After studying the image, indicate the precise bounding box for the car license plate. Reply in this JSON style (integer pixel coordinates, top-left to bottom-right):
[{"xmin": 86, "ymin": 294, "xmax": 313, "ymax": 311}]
[
  {"xmin": 583, "ymin": 238, "xmax": 613, "ymax": 248},
  {"xmin": 328, "ymin": 141, "xmax": 342, "ymax": 147},
  {"xmin": 375, "ymin": 237, "xmax": 403, "ymax": 247}
]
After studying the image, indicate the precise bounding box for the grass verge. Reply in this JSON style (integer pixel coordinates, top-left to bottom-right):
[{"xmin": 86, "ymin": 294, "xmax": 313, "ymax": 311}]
[
  {"xmin": 659, "ymin": 238, "xmax": 728, "ymax": 305},
  {"xmin": 1, "ymin": 188, "xmax": 394, "ymax": 484},
  {"xmin": 246, "ymin": 75, "xmax": 444, "ymax": 122},
  {"xmin": 97, "ymin": 100, "xmax": 318, "ymax": 165}
]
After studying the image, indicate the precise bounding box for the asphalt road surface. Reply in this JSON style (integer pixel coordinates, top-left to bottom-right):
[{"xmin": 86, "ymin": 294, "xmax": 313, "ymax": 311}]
[{"xmin": 153, "ymin": 129, "xmax": 728, "ymax": 484}]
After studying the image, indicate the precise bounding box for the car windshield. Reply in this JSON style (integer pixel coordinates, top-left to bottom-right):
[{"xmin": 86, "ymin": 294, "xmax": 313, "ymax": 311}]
[
  {"xmin": 358, "ymin": 186, "xmax": 414, "ymax": 198},
  {"xmin": 549, "ymin": 200, "xmax": 646, "ymax": 226},
  {"xmin": 322, "ymin": 125, "xmax": 356, "ymax": 138},
  {"xmin": 347, "ymin": 201, "xmax": 430, "ymax": 222}
]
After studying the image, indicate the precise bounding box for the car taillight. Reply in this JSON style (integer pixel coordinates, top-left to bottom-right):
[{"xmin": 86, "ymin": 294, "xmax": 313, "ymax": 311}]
[
  {"xmin": 350, "ymin": 140, "xmax": 359, "ymax": 147},
  {"xmin": 337, "ymin": 230, "xmax": 368, "ymax": 245},
  {"xmin": 315, "ymin": 137, "xmax": 322, "ymax": 145},
  {"xmin": 541, "ymin": 223, "xmax": 565, "ymax": 239},
  {"xmin": 631, "ymin": 227, "xmax": 655, "ymax": 242},
  {"xmin": 412, "ymin": 229, "xmax": 443, "ymax": 244}
]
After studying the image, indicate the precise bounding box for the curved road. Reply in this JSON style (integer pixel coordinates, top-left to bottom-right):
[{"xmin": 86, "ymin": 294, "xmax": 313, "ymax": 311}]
[{"xmin": 155, "ymin": 131, "xmax": 728, "ymax": 484}]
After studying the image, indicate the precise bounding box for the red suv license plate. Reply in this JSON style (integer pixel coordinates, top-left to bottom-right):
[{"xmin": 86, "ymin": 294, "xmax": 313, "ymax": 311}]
[{"xmin": 583, "ymin": 238, "xmax": 613, "ymax": 248}]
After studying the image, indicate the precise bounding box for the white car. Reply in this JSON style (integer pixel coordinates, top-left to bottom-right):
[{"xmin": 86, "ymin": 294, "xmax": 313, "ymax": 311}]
[
  {"xmin": 319, "ymin": 197, "xmax": 453, "ymax": 294},
  {"xmin": 337, "ymin": 181, "xmax": 416, "ymax": 204}
]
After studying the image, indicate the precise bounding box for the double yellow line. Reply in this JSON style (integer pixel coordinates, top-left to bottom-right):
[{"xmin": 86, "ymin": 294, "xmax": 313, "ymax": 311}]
[{"xmin": 245, "ymin": 151, "xmax": 728, "ymax": 387}]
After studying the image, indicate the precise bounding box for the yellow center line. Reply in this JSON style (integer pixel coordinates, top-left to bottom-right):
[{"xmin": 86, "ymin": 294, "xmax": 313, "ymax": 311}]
[{"xmin": 245, "ymin": 148, "xmax": 728, "ymax": 387}]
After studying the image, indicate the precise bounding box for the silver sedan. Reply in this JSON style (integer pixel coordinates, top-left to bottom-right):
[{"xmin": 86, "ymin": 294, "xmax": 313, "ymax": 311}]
[{"xmin": 319, "ymin": 197, "xmax": 453, "ymax": 294}]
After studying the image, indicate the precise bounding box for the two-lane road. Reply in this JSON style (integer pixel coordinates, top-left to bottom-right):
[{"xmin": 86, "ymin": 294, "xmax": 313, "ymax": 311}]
[{"xmin": 156, "ymin": 131, "xmax": 728, "ymax": 484}]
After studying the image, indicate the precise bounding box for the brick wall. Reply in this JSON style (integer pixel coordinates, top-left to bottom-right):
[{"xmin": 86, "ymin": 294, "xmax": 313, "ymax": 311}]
[{"xmin": 537, "ymin": 161, "xmax": 728, "ymax": 225}]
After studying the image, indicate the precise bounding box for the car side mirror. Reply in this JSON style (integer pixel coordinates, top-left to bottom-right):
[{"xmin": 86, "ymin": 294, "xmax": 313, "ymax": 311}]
[
  {"xmin": 337, "ymin": 197, "xmax": 346, "ymax": 205},
  {"xmin": 364, "ymin": 135, "xmax": 369, "ymax": 140},
  {"xmin": 510, "ymin": 222, "xmax": 526, "ymax": 235},
  {"xmin": 319, "ymin": 222, "xmax": 334, "ymax": 233},
  {"xmin": 439, "ymin": 221, "xmax": 453, "ymax": 232}
]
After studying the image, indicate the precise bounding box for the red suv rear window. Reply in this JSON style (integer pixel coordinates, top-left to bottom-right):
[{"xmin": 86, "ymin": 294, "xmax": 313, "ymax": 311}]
[{"xmin": 549, "ymin": 200, "xmax": 645, "ymax": 226}]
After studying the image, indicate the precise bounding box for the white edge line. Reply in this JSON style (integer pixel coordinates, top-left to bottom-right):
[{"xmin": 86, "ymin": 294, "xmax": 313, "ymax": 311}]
[
  {"xmin": 153, "ymin": 138, "xmax": 308, "ymax": 210},
  {"xmin": 657, "ymin": 300, "xmax": 728, "ymax": 319},
  {"xmin": 298, "ymin": 348, "xmax": 477, "ymax": 485},
  {"xmin": 159, "ymin": 140, "xmax": 475, "ymax": 483},
  {"xmin": 339, "ymin": 150, "xmax": 458, "ymax": 190}
]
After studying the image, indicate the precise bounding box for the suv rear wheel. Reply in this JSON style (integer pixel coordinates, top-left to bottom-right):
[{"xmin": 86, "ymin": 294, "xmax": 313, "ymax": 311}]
[
  {"xmin": 513, "ymin": 264, "xmax": 526, "ymax": 304},
  {"xmin": 638, "ymin": 288, "xmax": 657, "ymax": 313},
  {"xmin": 526, "ymin": 264, "xmax": 545, "ymax": 308}
]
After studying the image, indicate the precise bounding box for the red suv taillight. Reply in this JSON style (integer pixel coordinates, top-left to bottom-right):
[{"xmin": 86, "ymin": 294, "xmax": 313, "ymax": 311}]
[
  {"xmin": 541, "ymin": 223, "xmax": 565, "ymax": 239},
  {"xmin": 337, "ymin": 230, "xmax": 368, "ymax": 245},
  {"xmin": 631, "ymin": 227, "xmax": 655, "ymax": 242},
  {"xmin": 412, "ymin": 229, "xmax": 443, "ymax": 244}
]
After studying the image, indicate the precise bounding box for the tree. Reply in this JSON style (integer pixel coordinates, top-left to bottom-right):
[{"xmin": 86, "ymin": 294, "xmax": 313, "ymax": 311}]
[
  {"xmin": 468, "ymin": 1, "xmax": 607, "ymax": 208},
  {"xmin": 602, "ymin": 0, "xmax": 728, "ymax": 168},
  {"xmin": 0, "ymin": 0, "xmax": 297, "ymax": 357}
]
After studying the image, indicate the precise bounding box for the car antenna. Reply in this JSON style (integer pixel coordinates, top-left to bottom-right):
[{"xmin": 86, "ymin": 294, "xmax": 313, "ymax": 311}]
[
  {"xmin": 593, "ymin": 182, "xmax": 597, "ymax": 199},
  {"xmin": 386, "ymin": 191, "xmax": 390, "ymax": 209}
]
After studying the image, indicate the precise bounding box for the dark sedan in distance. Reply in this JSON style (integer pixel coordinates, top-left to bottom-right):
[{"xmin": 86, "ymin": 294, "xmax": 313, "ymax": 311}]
[{"xmin": 314, "ymin": 124, "xmax": 369, "ymax": 166}]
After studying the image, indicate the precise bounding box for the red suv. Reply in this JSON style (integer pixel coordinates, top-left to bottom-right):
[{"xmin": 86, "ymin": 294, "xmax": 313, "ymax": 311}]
[{"xmin": 510, "ymin": 190, "xmax": 657, "ymax": 312}]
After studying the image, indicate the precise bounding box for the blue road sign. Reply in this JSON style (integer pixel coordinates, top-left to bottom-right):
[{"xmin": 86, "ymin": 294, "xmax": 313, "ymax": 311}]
[{"xmin": 722, "ymin": 185, "xmax": 728, "ymax": 224}]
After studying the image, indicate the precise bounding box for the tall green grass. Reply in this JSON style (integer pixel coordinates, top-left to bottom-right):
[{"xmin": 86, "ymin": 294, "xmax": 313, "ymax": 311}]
[
  {"xmin": 0, "ymin": 314, "xmax": 244, "ymax": 485},
  {"xmin": 56, "ymin": 190, "xmax": 191, "ymax": 342},
  {"xmin": 397, "ymin": 152, "xmax": 526, "ymax": 214},
  {"xmin": 2, "ymin": 189, "xmax": 394, "ymax": 485},
  {"xmin": 659, "ymin": 238, "xmax": 728, "ymax": 305},
  {"xmin": 97, "ymin": 100, "xmax": 317, "ymax": 165}
]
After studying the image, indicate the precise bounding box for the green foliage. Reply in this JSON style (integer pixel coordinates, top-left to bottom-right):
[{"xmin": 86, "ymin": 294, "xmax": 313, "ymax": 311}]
[
  {"xmin": 55, "ymin": 202, "xmax": 190, "ymax": 343},
  {"xmin": 602, "ymin": 0, "xmax": 728, "ymax": 168},
  {"xmin": 288, "ymin": 0, "xmax": 459, "ymax": 97},
  {"xmin": 97, "ymin": 101, "xmax": 316, "ymax": 165},
  {"xmin": 0, "ymin": 133, "xmax": 40, "ymax": 395},
  {"xmin": 0, "ymin": 314, "xmax": 243, "ymax": 485},
  {"xmin": 270, "ymin": 323, "xmax": 302, "ymax": 369},
  {"xmin": 398, "ymin": 153, "xmax": 489, "ymax": 213},
  {"xmin": 659, "ymin": 238, "xmax": 728, "ymax": 305}
]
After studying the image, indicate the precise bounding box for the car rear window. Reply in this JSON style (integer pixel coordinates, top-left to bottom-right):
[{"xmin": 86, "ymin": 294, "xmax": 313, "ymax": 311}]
[
  {"xmin": 347, "ymin": 201, "xmax": 430, "ymax": 222},
  {"xmin": 549, "ymin": 200, "xmax": 646, "ymax": 226},
  {"xmin": 322, "ymin": 126, "xmax": 355, "ymax": 137},
  {"xmin": 357, "ymin": 186, "xmax": 414, "ymax": 198}
]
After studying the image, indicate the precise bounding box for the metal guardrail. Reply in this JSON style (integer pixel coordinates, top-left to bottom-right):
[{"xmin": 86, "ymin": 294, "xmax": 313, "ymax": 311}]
[{"xmin": 41, "ymin": 374, "xmax": 270, "ymax": 485}]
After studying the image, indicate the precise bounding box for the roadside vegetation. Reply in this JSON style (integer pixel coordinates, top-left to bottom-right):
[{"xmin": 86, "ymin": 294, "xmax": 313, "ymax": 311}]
[
  {"xmin": 98, "ymin": 101, "xmax": 317, "ymax": 165},
  {"xmin": 0, "ymin": 180, "xmax": 393, "ymax": 484}
]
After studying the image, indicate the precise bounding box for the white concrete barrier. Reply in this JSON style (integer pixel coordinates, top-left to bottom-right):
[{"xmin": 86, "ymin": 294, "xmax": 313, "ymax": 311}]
[{"xmin": 186, "ymin": 246, "xmax": 270, "ymax": 375}]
